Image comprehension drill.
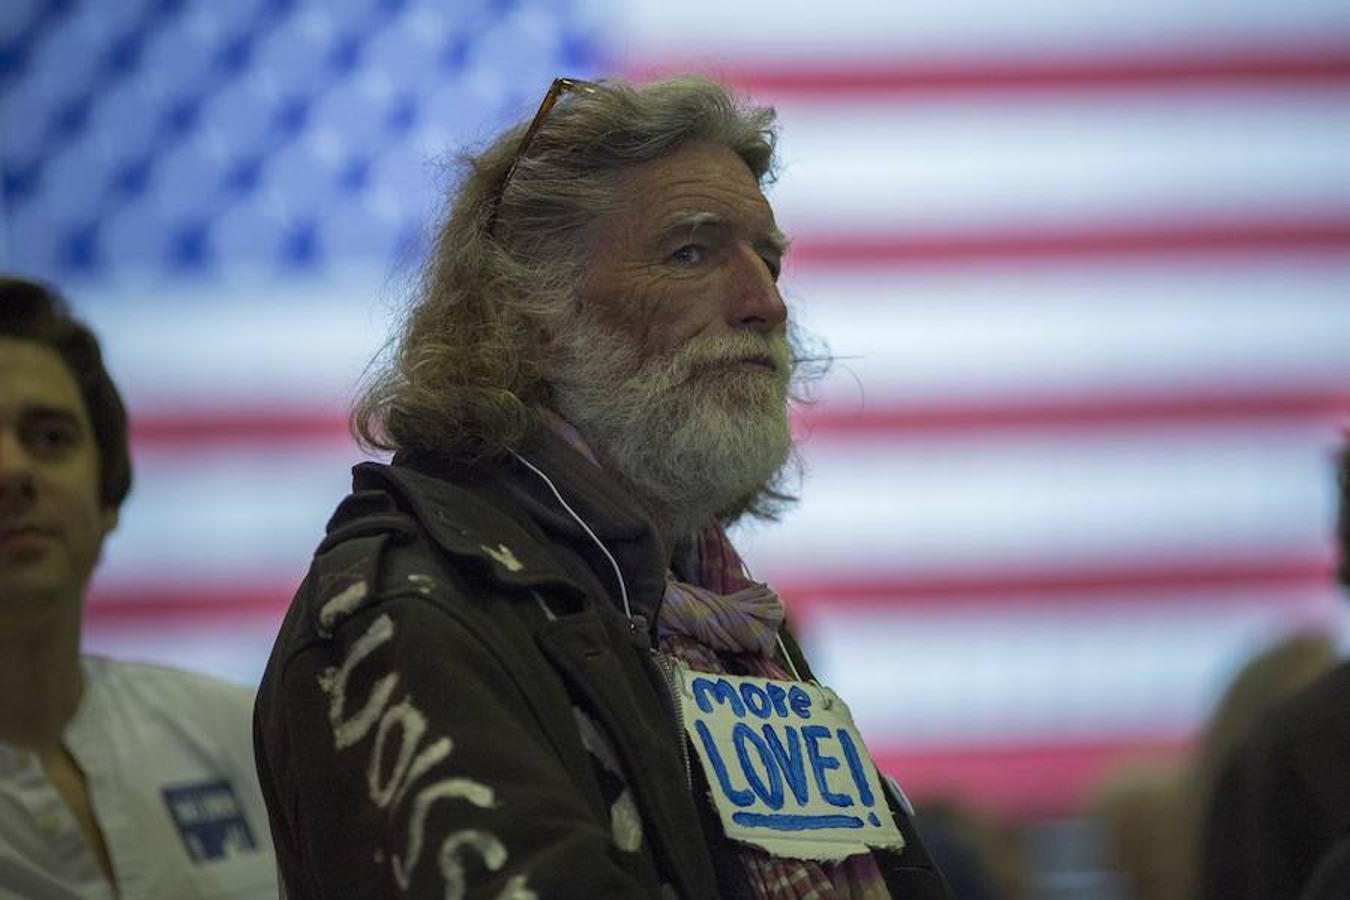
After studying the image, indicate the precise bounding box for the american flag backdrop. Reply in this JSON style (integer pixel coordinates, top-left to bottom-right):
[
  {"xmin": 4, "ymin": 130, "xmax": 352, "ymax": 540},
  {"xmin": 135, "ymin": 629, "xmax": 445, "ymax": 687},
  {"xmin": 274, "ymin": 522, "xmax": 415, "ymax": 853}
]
[{"xmin": 4, "ymin": 0, "xmax": 1348, "ymax": 839}]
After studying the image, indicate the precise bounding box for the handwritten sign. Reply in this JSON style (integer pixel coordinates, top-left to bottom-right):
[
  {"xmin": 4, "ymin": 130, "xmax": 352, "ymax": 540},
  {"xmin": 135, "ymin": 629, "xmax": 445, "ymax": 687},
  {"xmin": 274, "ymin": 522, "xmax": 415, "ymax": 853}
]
[{"xmin": 678, "ymin": 667, "xmax": 904, "ymax": 861}]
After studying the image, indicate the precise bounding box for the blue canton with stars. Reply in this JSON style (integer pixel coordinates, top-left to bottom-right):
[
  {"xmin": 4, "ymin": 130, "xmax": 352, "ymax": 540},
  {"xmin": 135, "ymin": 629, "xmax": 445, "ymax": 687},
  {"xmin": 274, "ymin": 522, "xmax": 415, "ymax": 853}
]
[{"xmin": 1, "ymin": 0, "xmax": 602, "ymax": 282}]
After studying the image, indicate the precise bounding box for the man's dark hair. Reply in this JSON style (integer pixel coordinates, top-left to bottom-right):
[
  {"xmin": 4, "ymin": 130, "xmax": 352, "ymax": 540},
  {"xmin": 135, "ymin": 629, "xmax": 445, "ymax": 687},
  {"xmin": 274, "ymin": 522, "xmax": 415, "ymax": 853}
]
[{"xmin": 0, "ymin": 276, "xmax": 132, "ymax": 510}]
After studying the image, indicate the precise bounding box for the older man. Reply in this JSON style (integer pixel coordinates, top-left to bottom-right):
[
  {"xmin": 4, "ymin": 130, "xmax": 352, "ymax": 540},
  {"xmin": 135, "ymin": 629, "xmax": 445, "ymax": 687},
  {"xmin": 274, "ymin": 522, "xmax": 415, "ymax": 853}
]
[
  {"xmin": 255, "ymin": 76, "xmax": 950, "ymax": 899},
  {"xmin": 0, "ymin": 278, "xmax": 277, "ymax": 898}
]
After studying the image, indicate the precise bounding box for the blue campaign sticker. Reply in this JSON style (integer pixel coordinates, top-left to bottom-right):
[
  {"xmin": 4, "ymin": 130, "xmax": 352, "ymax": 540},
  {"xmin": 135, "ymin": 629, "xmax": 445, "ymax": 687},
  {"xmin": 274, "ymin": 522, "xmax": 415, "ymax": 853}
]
[
  {"xmin": 679, "ymin": 668, "xmax": 904, "ymax": 861},
  {"xmin": 161, "ymin": 779, "xmax": 258, "ymax": 863}
]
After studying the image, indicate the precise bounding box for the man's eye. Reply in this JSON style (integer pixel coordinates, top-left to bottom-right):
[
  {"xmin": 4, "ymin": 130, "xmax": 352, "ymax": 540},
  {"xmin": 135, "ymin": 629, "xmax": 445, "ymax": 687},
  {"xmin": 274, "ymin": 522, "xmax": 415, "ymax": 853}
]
[
  {"xmin": 24, "ymin": 422, "xmax": 79, "ymax": 456},
  {"xmin": 761, "ymin": 255, "xmax": 782, "ymax": 281},
  {"xmin": 671, "ymin": 245, "xmax": 705, "ymax": 266}
]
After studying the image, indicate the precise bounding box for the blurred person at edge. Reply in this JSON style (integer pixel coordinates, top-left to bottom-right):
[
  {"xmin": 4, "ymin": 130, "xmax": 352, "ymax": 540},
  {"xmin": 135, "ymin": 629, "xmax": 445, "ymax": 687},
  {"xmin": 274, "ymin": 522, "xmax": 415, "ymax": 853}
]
[
  {"xmin": 1093, "ymin": 628, "xmax": 1337, "ymax": 900},
  {"xmin": 1198, "ymin": 445, "xmax": 1350, "ymax": 900},
  {"xmin": 912, "ymin": 800, "xmax": 1027, "ymax": 900},
  {"xmin": 0, "ymin": 278, "xmax": 278, "ymax": 899},
  {"xmin": 254, "ymin": 75, "xmax": 951, "ymax": 899}
]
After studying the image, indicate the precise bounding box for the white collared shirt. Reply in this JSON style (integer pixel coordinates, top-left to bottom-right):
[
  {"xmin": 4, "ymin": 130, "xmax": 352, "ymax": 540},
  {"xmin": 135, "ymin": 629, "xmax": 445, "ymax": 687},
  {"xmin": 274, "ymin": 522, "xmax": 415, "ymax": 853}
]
[{"xmin": 0, "ymin": 657, "xmax": 278, "ymax": 899}]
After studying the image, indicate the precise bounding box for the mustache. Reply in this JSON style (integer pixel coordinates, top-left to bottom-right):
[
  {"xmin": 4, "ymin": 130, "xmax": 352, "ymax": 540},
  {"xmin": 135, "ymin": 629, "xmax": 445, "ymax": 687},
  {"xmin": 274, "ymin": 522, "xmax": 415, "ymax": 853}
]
[{"xmin": 662, "ymin": 332, "xmax": 793, "ymax": 379}]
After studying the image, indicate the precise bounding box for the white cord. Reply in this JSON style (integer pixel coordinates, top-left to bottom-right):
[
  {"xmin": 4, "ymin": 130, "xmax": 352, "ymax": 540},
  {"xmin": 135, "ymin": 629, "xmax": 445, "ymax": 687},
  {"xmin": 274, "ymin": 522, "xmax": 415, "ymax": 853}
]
[{"xmin": 511, "ymin": 452, "xmax": 632, "ymax": 619}]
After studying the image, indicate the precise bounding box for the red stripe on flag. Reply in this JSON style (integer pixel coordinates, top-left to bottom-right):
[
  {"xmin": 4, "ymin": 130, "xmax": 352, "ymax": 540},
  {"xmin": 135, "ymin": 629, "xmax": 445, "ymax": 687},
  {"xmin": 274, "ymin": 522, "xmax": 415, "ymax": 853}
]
[
  {"xmin": 786, "ymin": 218, "xmax": 1350, "ymax": 268},
  {"xmin": 632, "ymin": 45, "xmax": 1350, "ymax": 97},
  {"xmin": 129, "ymin": 387, "xmax": 1350, "ymax": 448},
  {"xmin": 85, "ymin": 553, "xmax": 1334, "ymax": 623},
  {"xmin": 778, "ymin": 555, "xmax": 1337, "ymax": 618},
  {"xmin": 130, "ymin": 412, "xmax": 357, "ymax": 445},
  {"xmin": 873, "ymin": 736, "xmax": 1189, "ymax": 819},
  {"xmin": 85, "ymin": 585, "xmax": 297, "ymax": 622},
  {"xmin": 795, "ymin": 388, "xmax": 1350, "ymax": 439}
]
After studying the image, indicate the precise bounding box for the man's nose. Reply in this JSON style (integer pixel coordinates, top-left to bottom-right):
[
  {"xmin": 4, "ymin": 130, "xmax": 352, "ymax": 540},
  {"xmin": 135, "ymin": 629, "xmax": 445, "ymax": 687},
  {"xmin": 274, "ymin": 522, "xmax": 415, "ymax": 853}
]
[
  {"xmin": 727, "ymin": 245, "xmax": 788, "ymax": 334},
  {"xmin": 0, "ymin": 430, "xmax": 37, "ymax": 515}
]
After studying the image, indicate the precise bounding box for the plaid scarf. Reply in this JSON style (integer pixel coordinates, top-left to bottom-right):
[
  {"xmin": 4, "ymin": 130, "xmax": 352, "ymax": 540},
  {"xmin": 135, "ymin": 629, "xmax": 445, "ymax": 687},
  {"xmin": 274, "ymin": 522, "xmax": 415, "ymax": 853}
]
[{"xmin": 541, "ymin": 411, "xmax": 891, "ymax": 899}]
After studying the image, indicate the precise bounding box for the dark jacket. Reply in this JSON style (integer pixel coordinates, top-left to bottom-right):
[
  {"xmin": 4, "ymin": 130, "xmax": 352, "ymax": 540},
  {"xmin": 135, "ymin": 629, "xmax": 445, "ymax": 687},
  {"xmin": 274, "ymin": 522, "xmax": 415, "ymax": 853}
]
[
  {"xmin": 254, "ymin": 435, "xmax": 951, "ymax": 898},
  {"xmin": 1200, "ymin": 662, "xmax": 1350, "ymax": 900}
]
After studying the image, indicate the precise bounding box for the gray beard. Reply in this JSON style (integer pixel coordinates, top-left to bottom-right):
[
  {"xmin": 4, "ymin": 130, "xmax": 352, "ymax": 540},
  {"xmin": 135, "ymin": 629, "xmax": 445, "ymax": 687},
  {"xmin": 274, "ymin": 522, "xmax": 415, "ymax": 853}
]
[{"xmin": 549, "ymin": 316, "xmax": 793, "ymax": 538}]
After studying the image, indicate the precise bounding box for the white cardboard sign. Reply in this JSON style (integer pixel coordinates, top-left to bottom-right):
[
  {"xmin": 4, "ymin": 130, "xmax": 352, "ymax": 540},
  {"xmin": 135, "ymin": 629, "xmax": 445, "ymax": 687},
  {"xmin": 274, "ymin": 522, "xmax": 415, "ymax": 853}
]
[{"xmin": 677, "ymin": 667, "xmax": 905, "ymax": 861}]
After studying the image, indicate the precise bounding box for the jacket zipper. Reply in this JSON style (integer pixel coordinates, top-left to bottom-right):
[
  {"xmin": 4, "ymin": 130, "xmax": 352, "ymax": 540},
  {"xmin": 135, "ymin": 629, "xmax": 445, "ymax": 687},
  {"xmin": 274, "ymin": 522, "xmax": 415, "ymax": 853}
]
[
  {"xmin": 629, "ymin": 614, "xmax": 693, "ymax": 791},
  {"xmin": 651, "ymin": 650, "xmax": 693, "ymax": 791}
]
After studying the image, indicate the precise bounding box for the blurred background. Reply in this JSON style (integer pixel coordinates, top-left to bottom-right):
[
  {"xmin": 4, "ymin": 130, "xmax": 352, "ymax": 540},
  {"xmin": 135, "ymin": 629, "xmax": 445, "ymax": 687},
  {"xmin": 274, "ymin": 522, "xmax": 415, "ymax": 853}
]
[{"xmin": 3, "ymin": 0, "xmax": 1348, "ymax": 895}]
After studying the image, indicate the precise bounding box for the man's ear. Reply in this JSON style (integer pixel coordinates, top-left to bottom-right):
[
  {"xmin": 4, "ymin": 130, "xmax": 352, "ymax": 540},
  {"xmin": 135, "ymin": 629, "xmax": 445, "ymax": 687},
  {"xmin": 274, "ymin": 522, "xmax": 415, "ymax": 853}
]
[{"xmin": 100, "ymin": 507, "xmax": 119, "ymax": 538}]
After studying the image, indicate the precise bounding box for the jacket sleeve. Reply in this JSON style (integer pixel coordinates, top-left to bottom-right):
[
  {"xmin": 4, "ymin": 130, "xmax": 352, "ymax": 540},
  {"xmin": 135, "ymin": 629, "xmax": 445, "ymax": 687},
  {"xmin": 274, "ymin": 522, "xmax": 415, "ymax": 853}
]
[{"xmin": 257, "ymin": 584, "xmax": 666, "ymax": 900}]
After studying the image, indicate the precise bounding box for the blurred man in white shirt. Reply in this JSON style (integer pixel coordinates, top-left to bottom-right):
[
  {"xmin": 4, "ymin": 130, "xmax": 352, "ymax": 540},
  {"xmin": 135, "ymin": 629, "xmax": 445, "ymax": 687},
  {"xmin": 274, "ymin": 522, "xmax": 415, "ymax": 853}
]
[{"xmin": 0, "ymin": 276, "xmax": 276, "ymax": 899}]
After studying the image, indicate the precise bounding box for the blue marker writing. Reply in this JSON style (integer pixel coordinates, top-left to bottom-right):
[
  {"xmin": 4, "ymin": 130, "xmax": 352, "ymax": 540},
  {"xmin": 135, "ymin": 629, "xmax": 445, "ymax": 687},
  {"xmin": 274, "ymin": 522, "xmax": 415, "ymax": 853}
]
[
  {"xmin": 733, "ymin": 723, "xmax": 783, "ymax": 809},
  {"xmin": 694, "ymin": 720, "xmax": 753, "ymax": 806},
  {"xmin": 692, "ymin": 676, "xmax": 746, "ymax": 717},
  {"xmin": 803, "ymin": 725, "xmax": 853, "ymax": 807},
  {"xmin": 788, "ymin": 685, "xmax": 812, "ymax": 719},
  {"xmin": 762, "ymin": 724, "xmax": 809, "ymax": 805},
  {"xmin": 732, "ymin": 812, "xmax": 864, "ymax": 831},
  {"xmin": 835, "ymin": 728, "xmax": 875, "ymax": 809},
  {"xmin": 740, "ymin": 683, "xmax": 772, "ymax": 719}
]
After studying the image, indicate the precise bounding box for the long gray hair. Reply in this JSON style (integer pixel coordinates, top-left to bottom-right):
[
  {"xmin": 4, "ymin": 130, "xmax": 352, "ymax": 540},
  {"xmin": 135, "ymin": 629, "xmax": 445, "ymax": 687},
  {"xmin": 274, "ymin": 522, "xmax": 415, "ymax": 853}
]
[{"xmin": 353, "ymin": 75, "xmax": 781, "ymax": 460}]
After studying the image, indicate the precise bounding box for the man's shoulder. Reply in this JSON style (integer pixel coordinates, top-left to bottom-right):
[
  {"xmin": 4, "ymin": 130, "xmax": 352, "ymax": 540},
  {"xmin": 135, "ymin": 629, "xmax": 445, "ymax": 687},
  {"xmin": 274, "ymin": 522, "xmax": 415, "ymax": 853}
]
[
  {"xmin": 344, "ymin": 458, "xmax": 563, "ymax": 556},
  {"xmin": 270, "ymin": 459, "xmax": 584, "ymax": 661},
  {"xmin": 76, "ymin": 657, "xmax": 257, "ymax": 769},
  {"xmin": 84, "ymin": 656, "xmax": 254, "ymax": 715},
  {"xmin": 1288, "ymin": 659, "xmax": 1350, "ymax": 713},
  {"xmin": 346, "ymin": 458, "xmax": 518, "ymax": 534},
  {"xmin": 1258, "ymin": 661, "xmax": 1350, "ymax": 743},
  {"xmin": 1246, "ymin": 660, "xmax": 1350, "ymax": 777},
  {"xmin": 306, "ymin": 459, "xmax": 583, "ymax": 607}
]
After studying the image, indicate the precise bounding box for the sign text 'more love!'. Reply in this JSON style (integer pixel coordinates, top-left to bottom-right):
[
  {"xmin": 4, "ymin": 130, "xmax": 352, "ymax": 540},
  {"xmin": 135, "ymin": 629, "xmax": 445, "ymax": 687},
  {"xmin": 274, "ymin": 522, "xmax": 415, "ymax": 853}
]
[{"xmin": 677, "ymin": 668, "xmax": 904, "ymax": 861}]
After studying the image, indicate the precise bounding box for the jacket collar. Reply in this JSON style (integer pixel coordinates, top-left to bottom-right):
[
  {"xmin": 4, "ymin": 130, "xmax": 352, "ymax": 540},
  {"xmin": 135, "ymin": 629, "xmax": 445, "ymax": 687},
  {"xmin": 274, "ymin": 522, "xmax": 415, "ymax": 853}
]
[
  {"xmin": 501, "ymin": 429, "xmax": 669, "ymax": 625},
  {"xmin": 348, "ymin": 459, "xmax": 580, "ymax": 597},
  {"xmin": 381, "ymin": 430, "xmax": 669, "ymax": 624}
]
